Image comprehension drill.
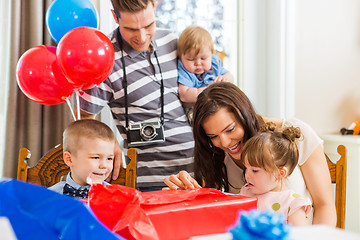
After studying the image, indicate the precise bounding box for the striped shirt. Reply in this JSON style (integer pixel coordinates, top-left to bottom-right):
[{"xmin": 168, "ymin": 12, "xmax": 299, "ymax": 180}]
[{"xmin": 80, "ymin": 28, "xmax": 194, "ymax": 187}]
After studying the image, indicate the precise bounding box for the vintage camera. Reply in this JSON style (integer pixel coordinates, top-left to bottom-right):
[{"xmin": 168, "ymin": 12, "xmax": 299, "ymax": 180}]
[{"xmin": 127, "ymin": 121, "xmax": 165, "ymax": 147}]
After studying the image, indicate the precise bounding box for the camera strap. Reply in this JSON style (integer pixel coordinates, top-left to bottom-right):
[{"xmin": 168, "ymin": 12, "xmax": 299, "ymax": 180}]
[{"xmin": 117, "ymin": 30, "xmax": 165, "ymax": 129}]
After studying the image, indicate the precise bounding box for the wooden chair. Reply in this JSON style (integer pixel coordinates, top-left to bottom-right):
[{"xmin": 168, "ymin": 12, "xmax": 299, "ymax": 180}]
[
  {"xmin": 216, "ymin": 51, "xmax": 227, "ymax": 61},
  {"xmin": 325, "ymin": 144, "xmax": 347, "ymax": 229},
  {"xmin": 17, "ymin": 144, "xmax": 137, "ymax": 188}
]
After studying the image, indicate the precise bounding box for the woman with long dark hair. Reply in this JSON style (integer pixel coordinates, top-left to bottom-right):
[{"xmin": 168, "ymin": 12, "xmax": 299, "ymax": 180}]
[{"xmin": 164, "ymin": 82, "xmax": 336, "ymax": 226}]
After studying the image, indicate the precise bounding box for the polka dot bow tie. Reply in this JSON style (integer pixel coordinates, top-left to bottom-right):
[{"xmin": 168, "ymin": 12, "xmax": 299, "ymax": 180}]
[{"xmin": 63, "ymin": 183, "xmax": 89, "ymax": 199}]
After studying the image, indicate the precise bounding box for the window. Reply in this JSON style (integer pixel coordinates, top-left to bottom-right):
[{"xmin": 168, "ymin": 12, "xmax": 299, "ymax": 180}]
[
  {"xmin": 156, "ymin": 0, "xmax": 238, "ymax": 81},
  {"xmin": 97, "ymin": 0, "xmax": 239, "ymax": 81}
]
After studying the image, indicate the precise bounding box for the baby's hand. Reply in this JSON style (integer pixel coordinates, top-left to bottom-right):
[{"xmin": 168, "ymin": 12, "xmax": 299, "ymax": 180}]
[
  {"xmin": 214, "ymin": 74, "xmax": 233, "ymax": 83},
  {"xmin": 213, "ymin": 75, "xmax": 227, "ymax": 83}
]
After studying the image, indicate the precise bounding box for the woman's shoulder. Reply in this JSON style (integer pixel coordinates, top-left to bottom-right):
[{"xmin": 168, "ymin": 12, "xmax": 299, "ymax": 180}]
[
  {"xmin": 283, "ymin": 118, "xmax": 323, "ymax": 144},
  {"xmin": 283, "ymin": 117, "xmax": 312, "ymax": 129},
  {"xmin": 263, "ymin": 117, "xmax": 284, "ymax": 128},
  {"xmin": 263, "ymin": 117, "xmax": 313, "ymax": 129},
  {"xmin": 265, "ymin": 117, "xmax": 321, "ymax": 139}
]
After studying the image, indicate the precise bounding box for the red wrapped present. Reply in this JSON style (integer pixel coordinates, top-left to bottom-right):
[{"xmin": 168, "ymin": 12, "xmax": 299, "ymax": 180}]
[{"xmin": 88, "ymin": 184, "xmax": 257, "ymax": 240}]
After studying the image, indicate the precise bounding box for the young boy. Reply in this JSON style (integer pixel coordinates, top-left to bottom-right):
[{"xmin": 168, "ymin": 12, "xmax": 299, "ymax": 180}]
[
  {"xmin": 48, "ymin": 119, "xmax": 116, "ymax": 200},
  {"xmin": 177, "ymin": 25, "xmax": 234, "ymax": 106}
]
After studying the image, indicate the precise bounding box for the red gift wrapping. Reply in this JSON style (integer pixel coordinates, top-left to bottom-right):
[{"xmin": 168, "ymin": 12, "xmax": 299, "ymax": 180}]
[{"xmin": 88, "ymin": 184, "xmax": 257, "ymax": 240}]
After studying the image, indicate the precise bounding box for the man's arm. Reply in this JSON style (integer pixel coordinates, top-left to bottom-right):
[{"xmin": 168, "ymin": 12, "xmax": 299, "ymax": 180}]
[{"xmin": 110, "ymin": 141, "xmax": 123, "ymax": 181}]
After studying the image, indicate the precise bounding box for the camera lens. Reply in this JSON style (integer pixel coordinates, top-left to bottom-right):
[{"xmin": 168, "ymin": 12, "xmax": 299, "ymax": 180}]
[{"xmin": 140, "ymin": 125, "xmax": 157, "ymax": 141}]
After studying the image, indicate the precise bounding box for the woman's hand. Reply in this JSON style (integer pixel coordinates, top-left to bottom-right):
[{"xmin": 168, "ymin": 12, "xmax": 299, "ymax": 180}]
[{"xmin": 163, "ymin": 171, "xmax": 202, "ymax": 190}]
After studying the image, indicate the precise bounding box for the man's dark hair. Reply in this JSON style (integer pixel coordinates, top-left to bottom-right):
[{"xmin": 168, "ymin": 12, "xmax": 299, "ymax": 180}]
[{"xmin": 111, "ymin": 0, "xmax": 155, "ymax": 18}]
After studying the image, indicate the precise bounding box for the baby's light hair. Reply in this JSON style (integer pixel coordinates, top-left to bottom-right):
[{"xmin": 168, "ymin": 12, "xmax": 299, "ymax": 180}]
[
  {"xmin": 63, "ymin": 119, "xmax": 116, "ymax": 154},
  {"xmin": 240, "ymin": 122, "xmax": 301, "ymax": 179},
  {"xmin": 177, "ymin": 25, "xmax": 214, "ymax": 57}
]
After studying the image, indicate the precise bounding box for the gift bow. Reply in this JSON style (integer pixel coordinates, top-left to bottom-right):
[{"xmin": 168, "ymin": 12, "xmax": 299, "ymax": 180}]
[{"xmin": 88, "ymin": 184, "xmax": 226, "ymax": 240}]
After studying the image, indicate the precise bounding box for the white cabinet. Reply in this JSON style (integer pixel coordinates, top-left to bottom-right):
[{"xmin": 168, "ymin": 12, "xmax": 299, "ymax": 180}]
[{"xmin": 321, "ymin": 134, "xmax": 360, "ymax": 233}]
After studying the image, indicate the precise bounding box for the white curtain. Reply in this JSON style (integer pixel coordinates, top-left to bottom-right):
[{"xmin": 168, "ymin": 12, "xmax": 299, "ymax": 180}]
[{"xmin": 0, "ymin": 0, "xmax": 12, "ymax": 177}]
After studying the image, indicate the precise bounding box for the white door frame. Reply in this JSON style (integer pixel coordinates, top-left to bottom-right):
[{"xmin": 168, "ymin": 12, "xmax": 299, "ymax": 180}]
[{"xmin": 242, "ymin": 0, "xmax": 295, "ymax": 118}]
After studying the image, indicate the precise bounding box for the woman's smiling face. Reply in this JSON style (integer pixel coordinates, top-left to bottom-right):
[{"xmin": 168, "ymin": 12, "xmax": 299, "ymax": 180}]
[{"xmin": 202, "ymin": 107, "xmax": 245, "ymax": 162}]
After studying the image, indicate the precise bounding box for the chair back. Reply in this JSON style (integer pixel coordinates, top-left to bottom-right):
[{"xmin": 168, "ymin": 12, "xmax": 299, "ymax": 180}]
[
  {"xmin": 17, "ymin": 144, "xmax": 137, "ymax": 188},
  {"xmin": 325, "ymin": 144, "xmax": 347, "ymax": 229}
]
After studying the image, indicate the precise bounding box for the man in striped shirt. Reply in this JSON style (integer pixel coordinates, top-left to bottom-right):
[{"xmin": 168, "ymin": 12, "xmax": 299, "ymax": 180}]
[{"xmin": 79, "ymin": 0, "xmax": 194, "ymax": 191}]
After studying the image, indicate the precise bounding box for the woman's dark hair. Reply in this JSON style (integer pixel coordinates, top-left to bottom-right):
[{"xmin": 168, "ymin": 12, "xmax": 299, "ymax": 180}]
[{"xmin": 192, "ymin": 82, "xmax": 264, "ymax": 192}]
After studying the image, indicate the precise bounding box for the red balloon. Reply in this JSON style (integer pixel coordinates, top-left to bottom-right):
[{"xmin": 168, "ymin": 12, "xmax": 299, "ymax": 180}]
[
  {"xmin": 56, "ymin": 27, "xmax": 115, "ymax": 90},
  {"xmin": 16, "ymin": 45, "xmax": 74, "ymax": 105}
]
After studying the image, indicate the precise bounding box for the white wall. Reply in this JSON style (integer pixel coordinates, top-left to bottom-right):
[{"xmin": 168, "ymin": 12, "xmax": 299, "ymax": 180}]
[
  {"xmin": 295, "ymin": 0, "xmax": 360, "ymax": 134},
  {"xmin": 243, "ymin": 0, "xmax": 360, "ymax": 135}
]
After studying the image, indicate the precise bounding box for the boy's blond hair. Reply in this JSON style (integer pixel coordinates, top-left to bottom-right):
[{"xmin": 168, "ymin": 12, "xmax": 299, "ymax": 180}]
[
  {"xmin": 63, "ymin": 119, "xmax": 116, "ymax": 153},
  {"xmin": 177, "ymin": 25, "xmax": 214, "ymax": 57}
]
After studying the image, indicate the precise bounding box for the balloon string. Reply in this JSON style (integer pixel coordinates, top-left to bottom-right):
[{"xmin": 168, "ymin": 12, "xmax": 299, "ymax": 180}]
[
  {"xmin": 66, "ymin": 98, "xmax": 76, "ymax": 121},
  {"xmin": 76, "ymin": 90, "xmax": 81, "ymax": 120}
]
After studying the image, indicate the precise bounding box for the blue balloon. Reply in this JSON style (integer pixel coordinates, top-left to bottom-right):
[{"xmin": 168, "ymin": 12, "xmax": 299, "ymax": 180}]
[{"xmin": 46, "ymin": 0, "xmax": 99, "ymax": 43}]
